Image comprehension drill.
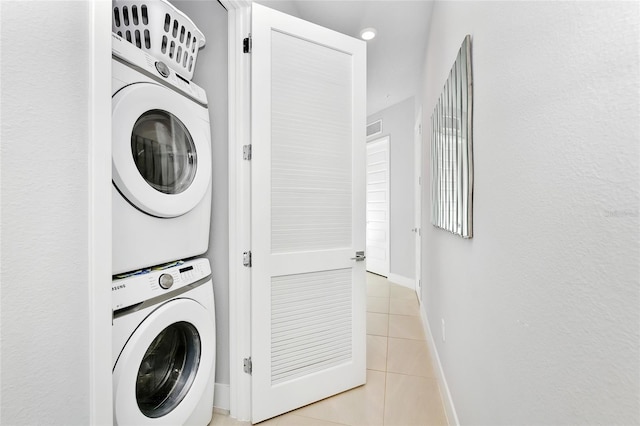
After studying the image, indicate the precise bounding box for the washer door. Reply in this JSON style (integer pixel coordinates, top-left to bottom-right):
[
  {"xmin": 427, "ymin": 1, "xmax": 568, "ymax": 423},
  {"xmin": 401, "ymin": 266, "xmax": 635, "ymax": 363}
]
[
  {"xmin": 112, "ymin": 83, "xmax": 211, "ymax": 218},
  {"xmin": 113, "ymin": 299, "xmax": 214, "ymax": 425}
]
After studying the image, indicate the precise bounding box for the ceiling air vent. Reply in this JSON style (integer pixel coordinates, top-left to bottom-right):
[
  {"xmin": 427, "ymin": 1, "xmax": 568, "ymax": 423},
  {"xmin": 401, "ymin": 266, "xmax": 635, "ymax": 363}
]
[{"xmin": 366, "ymin": 119, "xmax": 382, "ymax": 138}]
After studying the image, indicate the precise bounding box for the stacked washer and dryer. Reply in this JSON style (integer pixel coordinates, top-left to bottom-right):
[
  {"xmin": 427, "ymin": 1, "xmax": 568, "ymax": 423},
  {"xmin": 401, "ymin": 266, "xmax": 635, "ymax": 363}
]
[{"xmin": 110, "ymin": 2, "xmax": 216, "ymax": 425}]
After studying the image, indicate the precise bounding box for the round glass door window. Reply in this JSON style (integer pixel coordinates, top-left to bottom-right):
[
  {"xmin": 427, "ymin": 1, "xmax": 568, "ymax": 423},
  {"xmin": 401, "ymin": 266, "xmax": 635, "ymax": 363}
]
[
  {"xmin": 136, "ymin": 322, "xmax": 201, "ymax": 418},
  {"xmin": 131, "ymin": 110, "xmax": 197, "ymax": 194}
]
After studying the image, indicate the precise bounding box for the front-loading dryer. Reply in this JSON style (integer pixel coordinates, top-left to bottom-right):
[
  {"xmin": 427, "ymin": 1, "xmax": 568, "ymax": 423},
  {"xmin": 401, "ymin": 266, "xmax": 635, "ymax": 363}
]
[
  {"xmin": 112, "ymin": 258, "xmax": 215, "ymax": 426},
  {"xmin": 112, "ymin": 33, "xmax": 212, "ymax": 275}
]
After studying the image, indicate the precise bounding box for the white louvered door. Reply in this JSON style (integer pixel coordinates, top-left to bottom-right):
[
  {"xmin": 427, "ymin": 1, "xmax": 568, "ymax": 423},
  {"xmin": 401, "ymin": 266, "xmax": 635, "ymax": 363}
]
[{"xmin": 251, "ymin": 4, "xmax": 367, "ymax": 423}]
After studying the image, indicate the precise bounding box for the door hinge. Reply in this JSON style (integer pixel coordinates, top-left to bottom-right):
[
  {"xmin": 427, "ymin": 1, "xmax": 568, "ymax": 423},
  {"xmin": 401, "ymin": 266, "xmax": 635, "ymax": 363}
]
[
  {"xmin": 243, "ymin": 35, "xmax": 252, "ymax": 53},
  {"xmin": 243, "ymin": 251, "xmax": 252, "ymax": 267},
  {"xmin": 243, "ymin": 357, "xmax": 252, "ymax": 375},
  {"xmin": 243, "ymin": 144, "xmax": 252, "ymax": 160}
]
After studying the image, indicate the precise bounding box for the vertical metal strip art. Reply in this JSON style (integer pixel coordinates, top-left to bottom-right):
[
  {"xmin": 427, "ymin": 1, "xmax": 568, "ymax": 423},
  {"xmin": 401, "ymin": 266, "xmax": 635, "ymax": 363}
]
[{"xmin": 430, "ymin": 35, "xmax": 473, "ymax": 238}]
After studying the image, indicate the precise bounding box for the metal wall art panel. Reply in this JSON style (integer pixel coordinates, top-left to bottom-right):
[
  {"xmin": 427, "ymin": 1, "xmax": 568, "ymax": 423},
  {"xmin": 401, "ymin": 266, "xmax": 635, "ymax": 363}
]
[{"xmin": 430, "ymin": 35, "xmax": 473, "ymax": 238}]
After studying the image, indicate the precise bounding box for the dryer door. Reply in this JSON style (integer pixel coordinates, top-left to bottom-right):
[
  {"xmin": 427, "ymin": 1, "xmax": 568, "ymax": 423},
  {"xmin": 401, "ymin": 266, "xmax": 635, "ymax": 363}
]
[
  {"xmin": 113, "ymin": 298, "xmax": 215, "ymax": 425},
  {"xmin": 112, "ymin": 83, "xmax": 211, "ymax": 218}
]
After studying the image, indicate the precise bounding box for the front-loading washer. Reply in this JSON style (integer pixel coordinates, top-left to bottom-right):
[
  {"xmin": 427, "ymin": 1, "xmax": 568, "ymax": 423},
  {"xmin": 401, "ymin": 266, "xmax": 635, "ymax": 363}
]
[
  {"xmin": 112, "ymin": 257, "xmax": 215, "ymax": 425},
  {"xmin": 112, "ymin": 33, "xmax": 212, "ymax": 275}
]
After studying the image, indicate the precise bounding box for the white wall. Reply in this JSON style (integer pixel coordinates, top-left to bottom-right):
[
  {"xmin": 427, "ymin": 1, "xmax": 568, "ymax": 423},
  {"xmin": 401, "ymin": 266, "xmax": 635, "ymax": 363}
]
[
  {"xmin": 0, "ymin": 2, "xmax": 93, "ymax": 424},
  {"xmin": 169, "ymin": 0, "xmax": 231, "ymax": 389},
  {"xmin": 420, "ymin": 2, "xmax": 640, "ymax": 424},
  {"xmin": 368, "ymin": 97, "xmax": 415, "ymax": 281},
  {"xmin": 1, "ymin": 1, "xmax": 228, "ymax": 420},
  {"xmin": 255, "ymin": 0, "xmax": 300, "ymax": 17}
]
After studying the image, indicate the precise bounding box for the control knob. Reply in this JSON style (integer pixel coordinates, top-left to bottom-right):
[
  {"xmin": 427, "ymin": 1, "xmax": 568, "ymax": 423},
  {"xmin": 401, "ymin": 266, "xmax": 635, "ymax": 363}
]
[
  {"xmin": 159, "ymin": 273, "xmax": 174, "ymax": 289},
  {"xmin": 155, "ymin": 61, "xmax": 170, "ymax": 78}
]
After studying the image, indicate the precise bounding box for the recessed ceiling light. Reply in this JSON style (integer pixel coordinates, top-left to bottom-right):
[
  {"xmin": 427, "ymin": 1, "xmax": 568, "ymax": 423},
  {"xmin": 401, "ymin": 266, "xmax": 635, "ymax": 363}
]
[{"xmin": 360, "ymin": 28, "xmax": 377, "ymax": 41}]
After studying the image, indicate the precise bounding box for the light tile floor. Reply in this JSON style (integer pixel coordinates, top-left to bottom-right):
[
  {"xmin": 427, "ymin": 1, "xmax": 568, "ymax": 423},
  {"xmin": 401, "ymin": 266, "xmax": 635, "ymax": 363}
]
[{"xmin": 210, "ymin": 273, "xmax": 448, "ymax": 426}]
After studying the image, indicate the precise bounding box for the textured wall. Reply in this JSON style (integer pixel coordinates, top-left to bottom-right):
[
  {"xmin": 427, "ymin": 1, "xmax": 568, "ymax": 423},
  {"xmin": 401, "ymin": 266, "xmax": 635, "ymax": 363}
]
[
  {"xmin": 420, "ymin": 1, "xmax": 640, "ymax": 424},
  {"xmin": 368, "ymin": 97, "xmax": 416, "ymax": 280},
  {"xmin": 168, "ymin": 0, "xmax": 230, "ymax": 386},
  {"xmin": 0, "ymin": 2, "xmax": 92, "ymax": 424}
]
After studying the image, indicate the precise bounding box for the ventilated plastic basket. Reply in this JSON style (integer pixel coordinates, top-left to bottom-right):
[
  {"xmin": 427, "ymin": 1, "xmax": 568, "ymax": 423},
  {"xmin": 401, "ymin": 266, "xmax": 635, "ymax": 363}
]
[{"xmin": 112, "ymin": 0, "xmax": 206, "ymax": 80}]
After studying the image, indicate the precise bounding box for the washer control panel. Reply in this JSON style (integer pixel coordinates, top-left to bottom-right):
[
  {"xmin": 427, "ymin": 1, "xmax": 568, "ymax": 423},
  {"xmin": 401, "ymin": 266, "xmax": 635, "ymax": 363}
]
[
  {"xmin": 112, "ymin": 258, "xmax": 211, "ymax": 311},
  {"xmin": 112, "ymin": 32, "xmax": 207, "ymax": 105}
]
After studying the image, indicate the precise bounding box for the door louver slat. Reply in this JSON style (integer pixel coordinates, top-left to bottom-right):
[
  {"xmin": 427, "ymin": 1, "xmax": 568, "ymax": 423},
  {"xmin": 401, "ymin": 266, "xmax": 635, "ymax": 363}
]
[
  {"xmin": 271, "ymin": 269, "xmax": 352, "ymax": 385},
  {"xmin": 271, "ymin": 31, "xmax": 352, "ymax": 254}
]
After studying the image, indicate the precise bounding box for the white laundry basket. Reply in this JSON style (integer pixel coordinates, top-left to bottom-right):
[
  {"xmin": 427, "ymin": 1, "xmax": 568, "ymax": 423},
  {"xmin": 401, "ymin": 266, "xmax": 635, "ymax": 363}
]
[{"xmin": 112, "ymin": 0, "xmax": 206, "ymax": 80}]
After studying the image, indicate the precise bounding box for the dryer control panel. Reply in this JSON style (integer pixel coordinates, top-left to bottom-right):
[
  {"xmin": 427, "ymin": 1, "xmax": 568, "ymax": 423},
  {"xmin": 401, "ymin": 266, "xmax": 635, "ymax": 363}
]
[
  {"xmin": 112, "ymin": 258, "xmax": 212, "ymax": 311},
  {"xmin": 112, "ymin": 32, "xmax": 208, "ymax": 105}
]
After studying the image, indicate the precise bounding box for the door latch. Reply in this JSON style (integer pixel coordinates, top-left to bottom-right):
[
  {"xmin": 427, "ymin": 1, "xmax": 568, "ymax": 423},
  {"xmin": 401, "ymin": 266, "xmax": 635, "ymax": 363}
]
[
  {"xmin": 243, "ymin": 357, "xmax": 252, "ymax": 375},
  {"xmin": 243, "ymin": 251, "xmax": 252, "ymax": 267},
  {"xmin": 350, "ymin": 251, "xmax": 366, "ymax": 261}
]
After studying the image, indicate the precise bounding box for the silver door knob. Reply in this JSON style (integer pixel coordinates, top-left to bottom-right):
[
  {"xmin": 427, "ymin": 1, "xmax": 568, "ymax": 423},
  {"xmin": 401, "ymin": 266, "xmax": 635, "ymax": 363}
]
[{"xmin": 350, "ymin": 251, "xmax": 366, "ymax": 261}]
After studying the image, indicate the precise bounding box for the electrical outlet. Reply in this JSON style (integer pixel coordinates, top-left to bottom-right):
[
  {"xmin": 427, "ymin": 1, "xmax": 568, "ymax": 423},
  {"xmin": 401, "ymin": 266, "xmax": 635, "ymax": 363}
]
[{"xmin": 441, "ymin": 318, "xmax": 446, "ymax": 342}]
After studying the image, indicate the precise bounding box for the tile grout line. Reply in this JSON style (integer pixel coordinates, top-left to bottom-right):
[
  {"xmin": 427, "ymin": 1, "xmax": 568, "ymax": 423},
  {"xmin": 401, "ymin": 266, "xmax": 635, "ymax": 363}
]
[
  {"xmin": 383, "ymin": 286, "xmax": 390, "ymax": 426},
  {"xmin": 382, "ymin": 278, "xmax": 391, "ymax": 426}
]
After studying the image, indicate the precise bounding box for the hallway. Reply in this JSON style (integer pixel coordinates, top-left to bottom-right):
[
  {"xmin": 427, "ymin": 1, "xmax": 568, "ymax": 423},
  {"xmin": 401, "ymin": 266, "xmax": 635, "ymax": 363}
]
[{"xmin": 211, "ymin": 273, "xmax": 447, "ymax": 425}]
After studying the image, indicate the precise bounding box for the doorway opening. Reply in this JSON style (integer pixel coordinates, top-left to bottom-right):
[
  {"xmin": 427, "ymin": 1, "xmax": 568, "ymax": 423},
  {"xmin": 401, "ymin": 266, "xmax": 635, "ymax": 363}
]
[{"xmin": 366, "ymin": 136, "xmax": 390, "ymax": 277}]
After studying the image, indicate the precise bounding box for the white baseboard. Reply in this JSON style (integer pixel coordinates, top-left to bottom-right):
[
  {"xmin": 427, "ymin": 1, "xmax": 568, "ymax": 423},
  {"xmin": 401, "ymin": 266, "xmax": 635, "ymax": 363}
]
[
  {"xmin": 387, "ymin": 273, "xmax": 415, "ymax": 289},
  {"xmin": 418, "ymin": 303, "xmax": 460, "ymax": 426},
  {"xmin": 214, "ymin": 382, "xmax": 230, "ymax": 411}
]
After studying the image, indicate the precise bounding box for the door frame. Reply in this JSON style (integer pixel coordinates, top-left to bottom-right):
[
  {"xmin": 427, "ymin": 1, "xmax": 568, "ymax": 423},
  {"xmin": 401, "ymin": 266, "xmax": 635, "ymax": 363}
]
[
  {"xmin": 222, "ymin": 0, "xmax": 253, "ymax": 421},
  {"xmin": 89, "ymin": 0, "xmax": 113, "ymax": 423},
  {"xmin": 414, "ymin": 106, "xmax": 423, "ymax": 302},
  {"xmin": 224, "ymin": 2, "xmax": 369, "ymax": 421}
]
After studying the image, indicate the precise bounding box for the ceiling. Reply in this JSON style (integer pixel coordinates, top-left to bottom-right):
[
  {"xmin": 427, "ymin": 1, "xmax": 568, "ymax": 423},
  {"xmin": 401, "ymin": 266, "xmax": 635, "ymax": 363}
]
[{"xmin": 254, "ymin": 0, "xmax": 434, "ymax": 115}]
